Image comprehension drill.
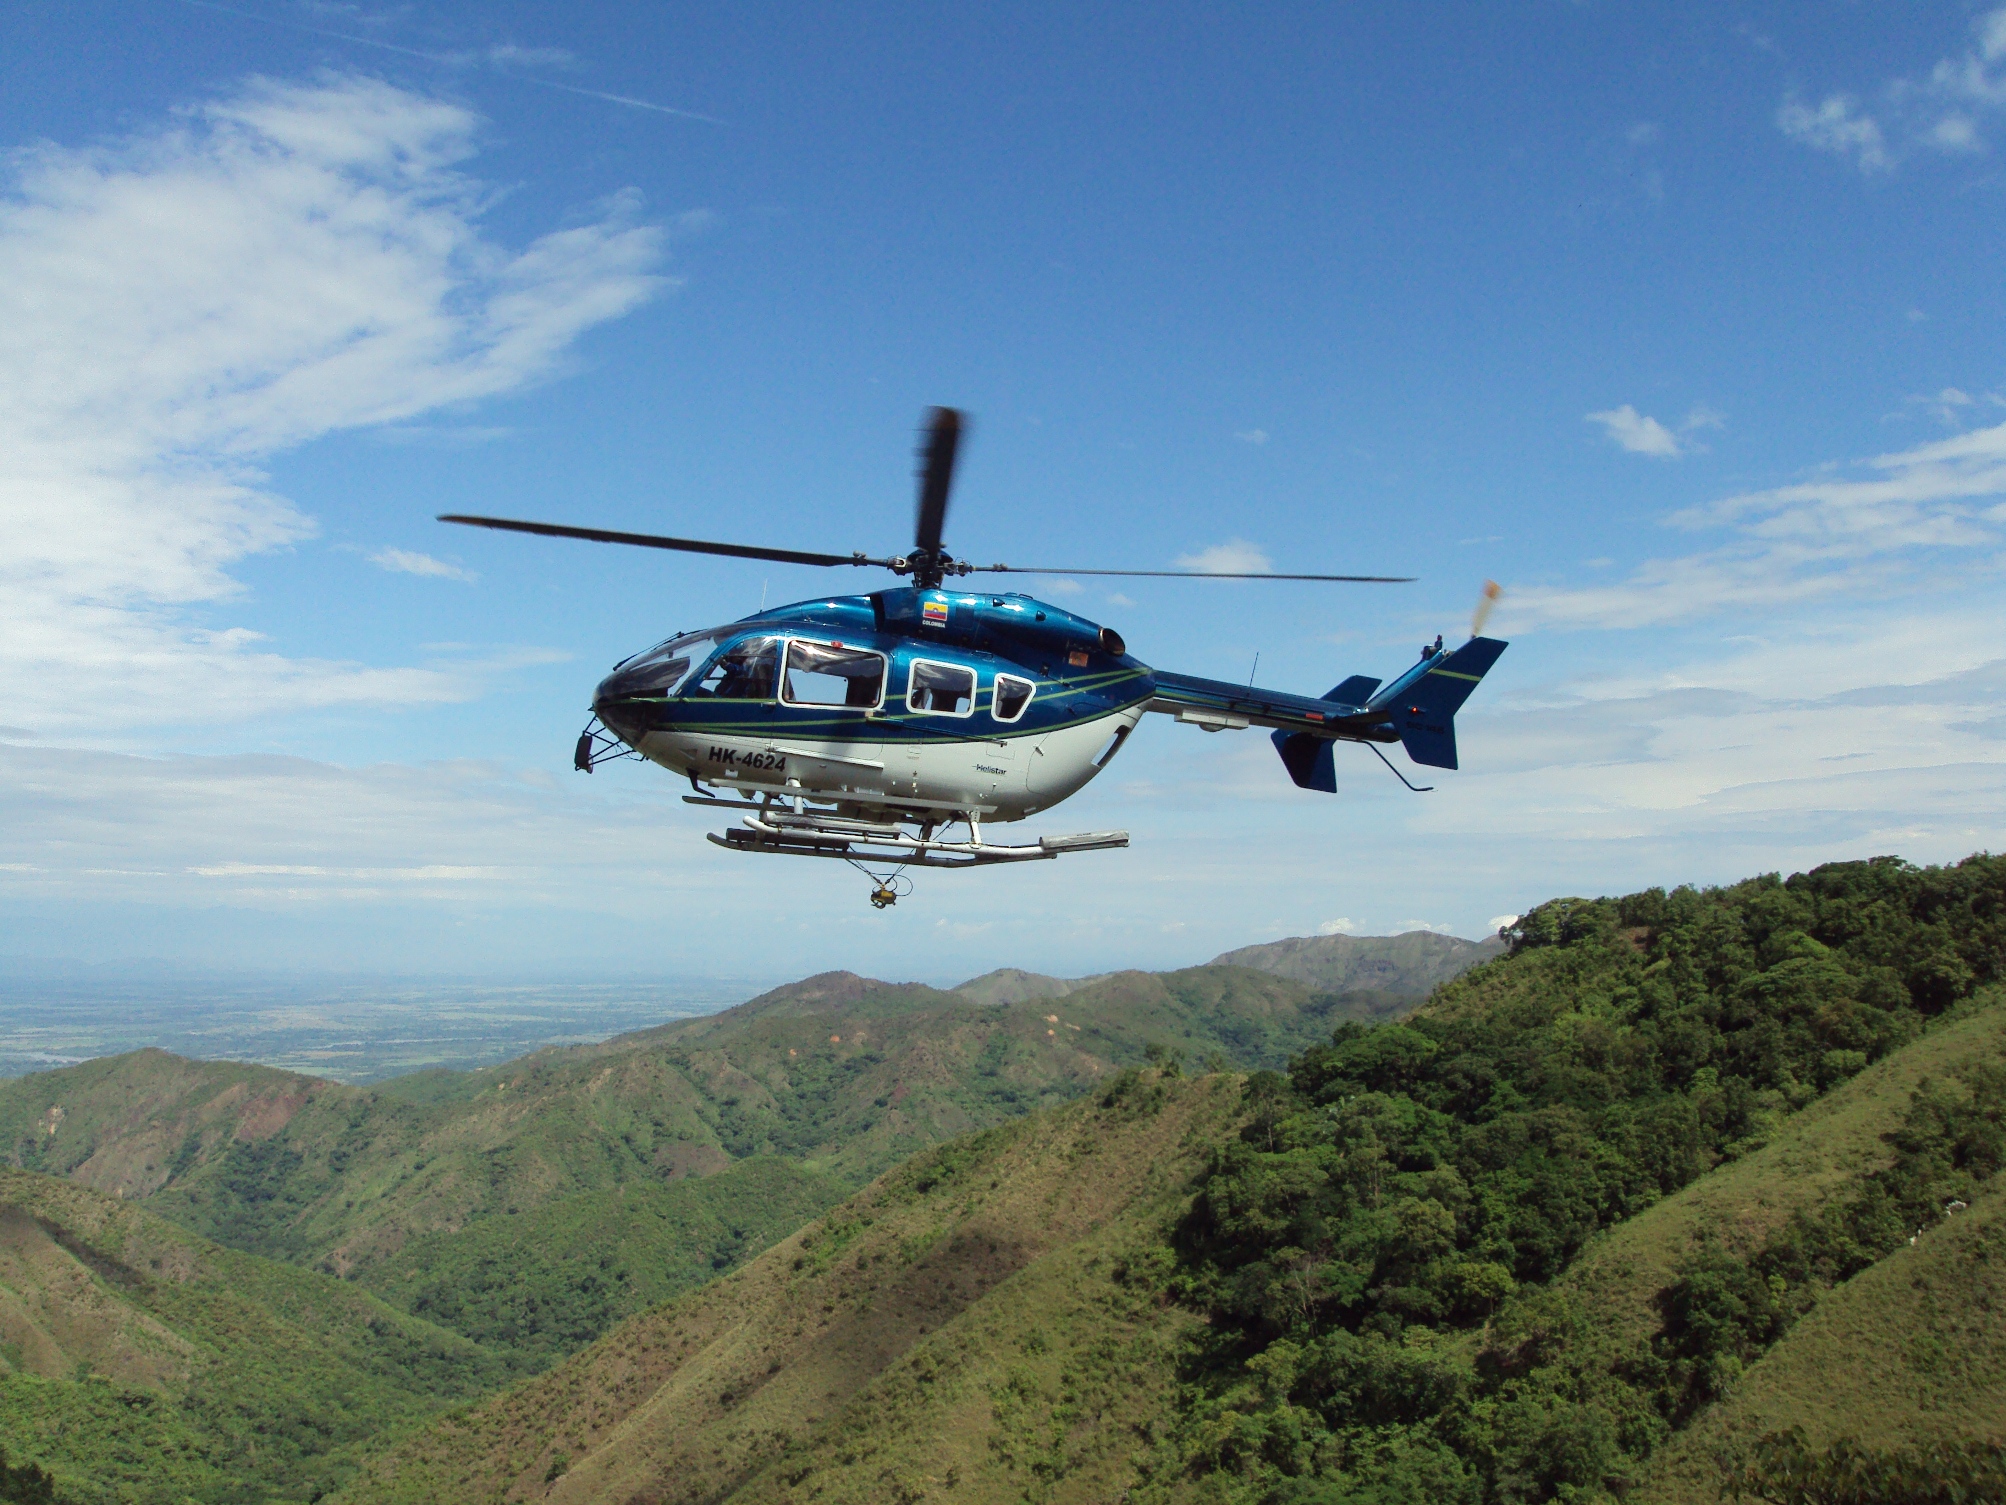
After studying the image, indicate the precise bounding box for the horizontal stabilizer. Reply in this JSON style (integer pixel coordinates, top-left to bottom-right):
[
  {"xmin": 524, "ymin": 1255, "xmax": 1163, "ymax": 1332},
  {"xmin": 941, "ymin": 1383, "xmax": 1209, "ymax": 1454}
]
[
  {"xmin": 1272, "ymin": 730, "xmax": 1337, "ymax": 793},
  {"xmin": 1324, "ymin": 674, "xmax": 1381, "ymax": 706},
  {"xmin": 1374, "ymin": 636, "xmax": 1508, "ymax": 770}
]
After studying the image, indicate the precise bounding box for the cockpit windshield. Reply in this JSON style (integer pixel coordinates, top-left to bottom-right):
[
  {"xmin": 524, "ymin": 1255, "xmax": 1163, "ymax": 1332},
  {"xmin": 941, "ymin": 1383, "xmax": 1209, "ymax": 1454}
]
[
  {"xmin": 684, "ymin": 636, "xmax": 779, "ymax": 700},
  {"xmin": 606, "ymin": 633, "xmax": 717, "ymax": 697}
]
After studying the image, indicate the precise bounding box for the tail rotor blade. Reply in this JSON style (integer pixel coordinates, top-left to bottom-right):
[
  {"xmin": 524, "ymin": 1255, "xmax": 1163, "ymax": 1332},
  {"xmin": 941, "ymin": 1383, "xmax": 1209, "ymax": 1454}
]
[
  {"xmin": 1471, "ymin": 579, "xmax": 1502, "ymax": 638},
  {"xmin": 915, "ymin": 407, "xmax": 963, "ymax": 556}
]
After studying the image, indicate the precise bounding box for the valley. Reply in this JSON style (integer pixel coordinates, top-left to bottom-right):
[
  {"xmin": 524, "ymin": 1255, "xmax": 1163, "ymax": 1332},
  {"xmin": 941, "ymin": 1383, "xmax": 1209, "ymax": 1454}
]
[{"xmin": 1, "ymin": 869, "xmax": 2002, "ymax": 1502}]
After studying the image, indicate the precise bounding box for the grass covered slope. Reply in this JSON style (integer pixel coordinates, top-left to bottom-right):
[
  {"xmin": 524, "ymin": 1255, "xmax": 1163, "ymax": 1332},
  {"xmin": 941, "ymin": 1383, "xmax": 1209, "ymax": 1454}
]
[
  {"xmin": 0, "ymin": 960, "xmax": 1415, "ymax": 1364},
  {"xmin": 1211, "ymin": 929, "xmax": 1505, "ymax": 996},
  {"xmin": 338, "ymin": 855, "xmax": 2006, "ymax": 1504},
  {"xmin": 0, "ymin": 1167, "xmax": 506, "ymax": 1504},
  {"xmin": 1631, "ymin": 1174, "xmax": 2006, "ymax": 1502},
  {"xmin": 1130, "ymin": 854, "xmax": 2006, "ymax": 1502},
  {"xmin": 337, "ymin": 1069, "xmax": 1241, "ymax": 1505}
]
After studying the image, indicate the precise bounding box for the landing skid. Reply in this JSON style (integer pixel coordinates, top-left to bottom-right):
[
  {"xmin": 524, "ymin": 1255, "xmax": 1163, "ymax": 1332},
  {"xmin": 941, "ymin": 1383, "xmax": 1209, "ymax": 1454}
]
[{"xmin": 686, "ymin": 793, "xmax": 1127, "ymax": 871}]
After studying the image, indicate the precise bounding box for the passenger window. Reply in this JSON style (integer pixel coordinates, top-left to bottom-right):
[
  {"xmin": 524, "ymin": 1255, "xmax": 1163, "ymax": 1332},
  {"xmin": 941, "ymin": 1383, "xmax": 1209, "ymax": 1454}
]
[
  {"xmin": 993, "ymin": 674, "xmax": 1035, "ymax": 723},
  {"xmin": 686, "ymin": 637, "xmax": 778, "ymax": 699},
  {"xmin": 783, "ymin": 640, "xmax": 886, "ymax": 708},
  {"xmin": 907, "ymin": 659, "xmax": 976, "ymax": 716}
]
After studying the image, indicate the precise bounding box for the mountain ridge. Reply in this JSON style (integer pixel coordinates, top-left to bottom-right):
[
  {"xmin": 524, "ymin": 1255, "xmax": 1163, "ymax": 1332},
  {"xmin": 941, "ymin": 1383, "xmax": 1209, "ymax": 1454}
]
[{"xmin": 0, "ymin": 955, "xmax": 1436, "ymax": 1365}]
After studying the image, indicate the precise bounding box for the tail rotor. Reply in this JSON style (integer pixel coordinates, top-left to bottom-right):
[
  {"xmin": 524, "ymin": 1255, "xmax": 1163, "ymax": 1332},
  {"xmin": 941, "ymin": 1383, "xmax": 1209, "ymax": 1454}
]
[{"xmin": 1471, "ymin": 579, "xmax": 1502, "ymax": 639}]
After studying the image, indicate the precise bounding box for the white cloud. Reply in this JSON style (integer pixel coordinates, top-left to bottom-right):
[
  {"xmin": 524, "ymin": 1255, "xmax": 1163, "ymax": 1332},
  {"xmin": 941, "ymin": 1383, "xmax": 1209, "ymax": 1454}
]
[
  {"xmin": 1176, "ymin": 539, "xmax": 1274, "ymax": 574},
  {"xmin": 370, "ymin": 547, "xmax": 476, "ymax": 582},
  {"xmin": 1902, "ymin": 386, "xmax": 2002, "ymax": 427},
  {"xmin": 1233, "ymin": 428, "xmax": 1270, "ymax": 446},
  {"xmin": 1315, "ymin": 917, "xmax": 1356, "ymax": 935},
  {"xmin": 1931, "ymin": 114, "xmax": 1983, "ymax": 151},
  {"xmin": 1106, "ymin": 592, "xmax": 1137, "ymax": 608},
  {"xmin": 1411, "ymin": 611, "xmax": 2006, "ymax": 881},
  {"xmin": 1777, "ymin": 93, "xmax": 1892, "ymax": 172},
  {"xmin": 1488, "ymin": 914, "xmax": 1520, "ymax": 933},
  {"xmin": 1781, "ymin": 7, "xmax": 2006, "ymax": 168},
  {"xmin": 1586, "ymin": 404, "xmax": 1684, "ymax": 458},
  {"xmin": 1518, "ymin": 417, "xmax": 2006, "ymax": 630},
  {"xmin": 482, "ymin": 44, "xmax": 579, "ymax": 71},
  {"xmin": 0, "ymin": 74, "xmax": 665, "ymax": 735}
]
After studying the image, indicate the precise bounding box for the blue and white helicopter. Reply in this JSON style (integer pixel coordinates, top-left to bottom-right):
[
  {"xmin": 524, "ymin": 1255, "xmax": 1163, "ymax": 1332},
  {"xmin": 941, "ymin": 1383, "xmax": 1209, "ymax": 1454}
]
[{"xmin": 443, "ymin": 408, "xmax": 1506, "ymax": 905}]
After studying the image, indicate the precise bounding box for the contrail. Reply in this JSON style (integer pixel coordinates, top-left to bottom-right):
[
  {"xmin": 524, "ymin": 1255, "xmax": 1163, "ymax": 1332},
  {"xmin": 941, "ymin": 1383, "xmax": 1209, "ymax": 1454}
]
[{"xmin": 171, "ymin": 0, "xmax": 724, "ymax": 124}]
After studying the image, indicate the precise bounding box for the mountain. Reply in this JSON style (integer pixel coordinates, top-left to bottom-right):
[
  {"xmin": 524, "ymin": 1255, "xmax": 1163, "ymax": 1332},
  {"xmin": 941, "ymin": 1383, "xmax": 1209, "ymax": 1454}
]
[
  {"xmin": 338, "ymin": 854, "xmax": 2006, "ymax": 1503},
  {"xmin": 0, "ymin": 962, "xmax": 1403, "ymax": 1365},
  {"xmin": 334, "ymin": 1068, "xmax": 1238, "ymax": 1505},
  {"xmin": 947, "ymin": 927, "xmax": 1503, "ymax": 1008},
  {"xmin": 0, "ymin": 1165, "xmax": 506, "ymax": 1504},
  {"xmin": 1209, "ymin": 926, "xmax": 1503, "ymax": 993},
  {"xmin": 949, "ymin": 967, "xmax": 1107, "ymax": 1006}
]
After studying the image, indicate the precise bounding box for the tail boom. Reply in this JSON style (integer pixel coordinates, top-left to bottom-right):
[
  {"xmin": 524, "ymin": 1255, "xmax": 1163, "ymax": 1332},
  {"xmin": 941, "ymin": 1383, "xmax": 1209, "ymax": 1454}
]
[{"xmin": 1146, "ymin": 635, "xmax": 1507, "ymax": 785}]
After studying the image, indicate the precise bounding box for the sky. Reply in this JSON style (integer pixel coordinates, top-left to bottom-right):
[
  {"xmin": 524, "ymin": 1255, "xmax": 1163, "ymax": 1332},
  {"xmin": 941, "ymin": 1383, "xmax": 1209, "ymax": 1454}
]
[{"xmin": 2, "ymin": 1, "xmax": 2004, "ymax": 985}]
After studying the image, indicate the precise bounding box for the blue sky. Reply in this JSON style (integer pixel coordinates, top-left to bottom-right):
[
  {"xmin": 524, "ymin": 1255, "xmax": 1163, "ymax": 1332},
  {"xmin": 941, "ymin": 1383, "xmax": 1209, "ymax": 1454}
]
[{"xmin": 3, "ymin": 1, "xmax": 2005, "ymax": 983}]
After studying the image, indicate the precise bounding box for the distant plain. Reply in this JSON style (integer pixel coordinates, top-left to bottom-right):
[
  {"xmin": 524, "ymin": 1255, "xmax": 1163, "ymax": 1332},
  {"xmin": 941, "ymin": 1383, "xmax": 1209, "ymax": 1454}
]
[{"xmin": 0, "ymin": 975, "xmax": 775, "ymax": 1082}]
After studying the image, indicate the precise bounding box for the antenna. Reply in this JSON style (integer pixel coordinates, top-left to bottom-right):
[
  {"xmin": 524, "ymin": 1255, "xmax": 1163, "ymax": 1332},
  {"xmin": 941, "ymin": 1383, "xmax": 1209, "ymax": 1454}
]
[
  {"xmin": 759, "ymin": 578, "xmax": 768, "ymax": 612},
  {"xmin": 1248, "ymin": 651, "xmax": 1260, "ymax": 687}
]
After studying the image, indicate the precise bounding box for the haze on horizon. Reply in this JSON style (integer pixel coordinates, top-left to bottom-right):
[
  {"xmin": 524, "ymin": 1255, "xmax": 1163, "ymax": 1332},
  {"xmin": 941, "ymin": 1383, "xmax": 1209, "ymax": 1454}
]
[{"xmin": 3, "ymin": 2, "xmax": 2004, "ymax": 982}]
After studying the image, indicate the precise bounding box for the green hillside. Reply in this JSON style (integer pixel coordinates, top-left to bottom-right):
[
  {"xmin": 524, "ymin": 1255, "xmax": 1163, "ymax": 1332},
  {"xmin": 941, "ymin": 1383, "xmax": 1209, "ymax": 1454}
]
[
  {"xmin": 0, "ymin": 1166, "xmax": 507, "ymax": 1505},
  {"xmin": 333, "ymin": 853, "xmax": 2006, "ymax": 1504},
  {"xmin": 1131, "ymin": 854, "xmax": 2006, "ymax": 1501},
  {"xmin": 334, "ymin": 1067, "xmax": 1240, "ymax": 1505},
  {"xmin": 0, "ymin": 961, "xmax": 1412, "ymax": 1365},
  {"xmin": 1210, "ymin": 928, "xmax": 1505, "ymax": 995}
]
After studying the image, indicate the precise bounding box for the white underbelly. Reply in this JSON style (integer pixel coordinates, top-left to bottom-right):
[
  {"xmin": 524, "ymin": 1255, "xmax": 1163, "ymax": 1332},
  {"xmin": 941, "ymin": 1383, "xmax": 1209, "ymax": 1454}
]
[{"xmin": 644, "ymin": 706, "xmax": 1142, "ymax": 823}]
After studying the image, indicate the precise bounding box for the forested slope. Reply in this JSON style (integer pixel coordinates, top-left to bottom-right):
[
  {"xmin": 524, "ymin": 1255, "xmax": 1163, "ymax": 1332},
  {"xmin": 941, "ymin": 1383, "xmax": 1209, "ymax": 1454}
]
[
  {"xmin": 340, "ymin": 854, "xmax": 2006, "ymax": 1504},
  {"xmin": 1135, "ymin": 853, "xmax": 2006, "ymax": 1500},
  {"xmin": 0, "ymin": 960, "xmax": 1412, "ymax": 1366},
  {"xmin": 336, "ymin": 1070, "xmax": 1241, "ymax": 1505},
  {"xmin": 0, "ymin": 1167, "xmax": 506, "ymax": 1504}
]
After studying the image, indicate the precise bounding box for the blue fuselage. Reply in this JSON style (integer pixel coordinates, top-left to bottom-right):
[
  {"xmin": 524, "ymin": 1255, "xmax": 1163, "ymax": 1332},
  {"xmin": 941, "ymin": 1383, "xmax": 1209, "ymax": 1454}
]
[{"xmin": 591, "ymin": 587, "xmax": 1156, "ymax": 819}]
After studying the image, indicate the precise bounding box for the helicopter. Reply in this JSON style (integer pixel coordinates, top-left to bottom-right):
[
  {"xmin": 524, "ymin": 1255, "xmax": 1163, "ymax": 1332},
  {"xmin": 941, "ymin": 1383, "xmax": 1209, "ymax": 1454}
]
[{"xmin": 441, "ymin": 408, "xmax": 1506, "ymax": 906}]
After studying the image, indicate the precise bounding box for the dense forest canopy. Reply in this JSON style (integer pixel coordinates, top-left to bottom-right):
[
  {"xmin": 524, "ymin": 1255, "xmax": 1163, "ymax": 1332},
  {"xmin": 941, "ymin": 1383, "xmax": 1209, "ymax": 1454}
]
[{"xmin": 1145, "ymin": 855, "xmax": 2006, "ymax": 1503}]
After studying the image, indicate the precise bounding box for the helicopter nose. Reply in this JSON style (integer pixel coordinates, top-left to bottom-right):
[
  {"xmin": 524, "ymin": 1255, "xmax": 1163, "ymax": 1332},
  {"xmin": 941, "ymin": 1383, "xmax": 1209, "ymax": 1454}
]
[{"xmin": 593, "ymin": 672, "xmax": 651, "ymax": 745}]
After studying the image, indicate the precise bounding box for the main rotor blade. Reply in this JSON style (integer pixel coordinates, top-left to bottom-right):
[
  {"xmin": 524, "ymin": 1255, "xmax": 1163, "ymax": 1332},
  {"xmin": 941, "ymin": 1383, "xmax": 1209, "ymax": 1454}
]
[
  {"xmin": 439, "ymin": 514, "xmax": 895, "ymax": 570},
  {"xmin": 966, "ymin": 564, "xmax": 1416, "ymax": 582},
  {"xmin": 914, "ymin": 407, "xmax": 962, "ymax": 557}
]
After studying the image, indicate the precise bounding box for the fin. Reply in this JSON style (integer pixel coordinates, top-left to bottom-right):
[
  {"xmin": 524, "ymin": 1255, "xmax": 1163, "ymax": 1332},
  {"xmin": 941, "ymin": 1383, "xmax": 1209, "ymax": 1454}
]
[
  {"xmin": 1376, "ymin": 637, "xmax": 1507, "ymax": 770},
  {"xmin": 1272, "ymin": 730, "xmax": 1337, "ymax": 793},
  {"xmin": 1324, "ymin": 674, "xmax": 1381, "ymax": 706}
]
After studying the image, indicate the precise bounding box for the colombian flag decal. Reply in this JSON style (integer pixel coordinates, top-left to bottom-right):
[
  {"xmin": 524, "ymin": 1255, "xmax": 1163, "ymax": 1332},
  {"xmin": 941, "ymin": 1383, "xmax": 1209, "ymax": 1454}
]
[{"xmin": 921, "ymin": 598, "xmax": 949, "ymax": 627}]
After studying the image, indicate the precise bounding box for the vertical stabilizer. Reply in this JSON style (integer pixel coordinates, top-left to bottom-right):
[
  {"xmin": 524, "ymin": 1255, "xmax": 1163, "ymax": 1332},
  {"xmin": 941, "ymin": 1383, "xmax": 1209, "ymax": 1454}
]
[{"xmin": 1371, "ymin": 637, "xmax": 1508, "ymax": 770}]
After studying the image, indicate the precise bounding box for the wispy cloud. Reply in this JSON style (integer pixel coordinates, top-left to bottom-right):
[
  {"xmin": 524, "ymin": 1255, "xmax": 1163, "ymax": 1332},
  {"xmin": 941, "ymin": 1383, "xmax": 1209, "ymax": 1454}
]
[
  {"xmin": 1176, "ymin": 539, "xmax": 1274, "ymax": 574},
  {"xmin": 1778, "ymin": 93, "xmax": 1893, "ymax": 171},
  {"xmin": 1900, "ymin": 386, "xmax": 2004, "ymax": 427},
  {"xmin": 1587, "ymin": 404, "xmax": 1683, "ymax": 458},
  {"xmin": 371, "ymin": 547, "xmax": 476, "ymax": 582},
  {"xmin": 1233, "ymin": 428, "xmax": 1270, "ymax": 446},
  {"xmin": 1779, "ymin": 6, "xmax": 2006, "ymax": 171},
  {"xmin": 176, "ymin": 0, "xmax": 720, "ymax": 122},
  {"xmin": 1586, "ymin": 403, "xmax": 1723, "ymax": 459},
  {"xmin": 0, "ymin": 74, "xmax": 665, "ymax": 734},
  {"xmin": 1518, "ymin": 417, "xmax": 2006, "ymax": 630},
  {"xmin": 1316, "ymin": 917, "xmax": 1356, "ymax": 935}
]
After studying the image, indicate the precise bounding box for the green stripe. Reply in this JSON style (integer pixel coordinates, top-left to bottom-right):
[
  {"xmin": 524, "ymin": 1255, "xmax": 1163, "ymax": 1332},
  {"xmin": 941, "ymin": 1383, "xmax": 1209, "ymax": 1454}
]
[{"xmin": 1427, "ymin": 668, "xmax": 1483, "ymax": 682}]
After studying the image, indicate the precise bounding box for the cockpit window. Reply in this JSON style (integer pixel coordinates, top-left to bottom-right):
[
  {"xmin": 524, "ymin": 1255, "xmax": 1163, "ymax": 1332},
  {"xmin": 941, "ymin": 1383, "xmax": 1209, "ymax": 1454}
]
[
  {"xmin": 613, "ymin": 633, "xmax": 717, "ymax": 696},
  {"xmin": 907, "ymin": 659, "xmax": 975, "ymax": 716},
  {"xmin": 783, "ymin": 640, "xmax": 886, "ymax": 709},
  {"xmin": 993, "ymin": 674, "xmax": 1035, "ymax": 723},
  {"xmin": 685, "ymin": 637, "xmax": 779, "ymax": 699}
]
